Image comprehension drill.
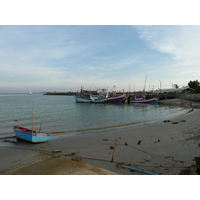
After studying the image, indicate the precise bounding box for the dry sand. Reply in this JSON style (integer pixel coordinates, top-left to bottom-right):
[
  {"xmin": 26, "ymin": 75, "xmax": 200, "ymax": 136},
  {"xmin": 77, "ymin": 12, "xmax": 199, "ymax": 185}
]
[{"xmin": 1, "ymin": 98, "xmax": 200, "ymax": 175}]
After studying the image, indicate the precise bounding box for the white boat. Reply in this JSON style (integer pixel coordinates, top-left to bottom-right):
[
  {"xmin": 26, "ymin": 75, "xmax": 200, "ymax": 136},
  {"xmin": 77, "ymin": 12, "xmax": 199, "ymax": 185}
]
[
  {"xmin": 29, "ymin": 90, "xmax": 32, "ymax": 95},
  {"xmin": 75, "ymin": 96, "xmax": 91, "ymax": 103}
]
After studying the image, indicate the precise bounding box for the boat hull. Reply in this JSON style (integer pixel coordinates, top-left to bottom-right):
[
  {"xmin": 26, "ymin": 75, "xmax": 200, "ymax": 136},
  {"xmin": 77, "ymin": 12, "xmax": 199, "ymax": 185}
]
[
  {"xmin": 105, "ymin": 95, "xmax": 127, "ymax": 103},
  {"xmin": 130, "ymin": 97, "xmax": 159, "ymax": 103},
  {"xmin": 75, "ymin": 97, "xmax": 91, "ymax": 103},
  {"xmin": 13, "ymin": 126, "xmax": 51, "ymax": 143}
]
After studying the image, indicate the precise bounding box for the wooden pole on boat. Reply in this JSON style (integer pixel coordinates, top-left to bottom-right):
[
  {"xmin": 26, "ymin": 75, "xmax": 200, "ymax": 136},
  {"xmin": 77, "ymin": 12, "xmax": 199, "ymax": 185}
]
[
  {"xmin": 111, "ymin": 140, "xmax": 118, "ymax": 163},
  {"xmin": 32, "ymin": 108, "xmax": 34, "ymax": 133},
  {"xmin": 39, "ymin": 123, "xmax": 42, "ymax": 133},
  {"xmin": 51, "ymin": 110, "xmax": 64, "ymax": 133}
]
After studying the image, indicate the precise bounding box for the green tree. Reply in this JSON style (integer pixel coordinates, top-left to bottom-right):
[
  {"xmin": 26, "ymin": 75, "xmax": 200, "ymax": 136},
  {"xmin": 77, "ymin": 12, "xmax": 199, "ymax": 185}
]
[
  {"xmin": 188, "ymin": 80, "xmax": 200, "ymax": 90},
  {"xmin": 173, "ymin": 84, "xmax": 179, "ymax": 88}
]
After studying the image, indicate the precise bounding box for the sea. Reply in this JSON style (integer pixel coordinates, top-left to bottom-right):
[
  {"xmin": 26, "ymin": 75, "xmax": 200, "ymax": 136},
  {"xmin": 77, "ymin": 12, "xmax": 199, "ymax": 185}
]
[{"xmin": 0, "ymin": 93, "xmax": 190, "ymax": 138}]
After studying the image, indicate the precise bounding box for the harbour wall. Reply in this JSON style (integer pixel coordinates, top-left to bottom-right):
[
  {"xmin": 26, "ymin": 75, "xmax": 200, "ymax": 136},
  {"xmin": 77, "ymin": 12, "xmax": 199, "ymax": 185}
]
[{"xmin": 176, "ymin": 94, "xmax": 200, "ymax": 101}]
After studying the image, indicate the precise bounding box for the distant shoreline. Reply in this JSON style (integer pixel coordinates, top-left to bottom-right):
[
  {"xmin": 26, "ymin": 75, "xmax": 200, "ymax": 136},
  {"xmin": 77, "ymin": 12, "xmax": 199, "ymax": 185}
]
[{"xmin": 43, "ymin": 92, "xmax": 77, "ymax": 95}]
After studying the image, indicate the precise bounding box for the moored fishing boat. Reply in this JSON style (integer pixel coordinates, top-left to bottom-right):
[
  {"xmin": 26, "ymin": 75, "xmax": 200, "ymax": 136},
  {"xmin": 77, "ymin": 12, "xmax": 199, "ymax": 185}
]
[
  {"xmin": 90, "ymin": 94, "xmax": 107, "ymax": 103},
  {"xmin": 75, "ymin": 96, "xmax": 91, "ymax": 103},
  {"xmin": 13, "ymin": 126, "xmax": 51, "ymax": 143},
  {"xmin": 130, "ymin": 94, "xmax": 159, "ymax": 103},
  {"xmin": 105, "ymin": 94, "xmax": 128, "ymax": 103}
]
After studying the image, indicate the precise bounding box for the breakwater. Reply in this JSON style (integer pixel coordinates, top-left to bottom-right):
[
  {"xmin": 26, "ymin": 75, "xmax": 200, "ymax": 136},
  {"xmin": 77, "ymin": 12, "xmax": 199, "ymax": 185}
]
[{"xmin": 44, "ymin": 92, "xmax": 77, "ymax": 95}]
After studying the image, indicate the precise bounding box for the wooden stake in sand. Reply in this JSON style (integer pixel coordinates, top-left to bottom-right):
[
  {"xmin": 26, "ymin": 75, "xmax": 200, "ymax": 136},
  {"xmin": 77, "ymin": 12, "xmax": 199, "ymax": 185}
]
[{"xmin": 111, "ymin": 140, "xmax": 118, "ymax": 163}]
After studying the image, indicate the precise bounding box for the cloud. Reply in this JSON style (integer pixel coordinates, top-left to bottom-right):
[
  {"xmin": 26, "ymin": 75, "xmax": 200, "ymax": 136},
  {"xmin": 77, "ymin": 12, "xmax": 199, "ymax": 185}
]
[{"xmin": 134, "ymin": 25, "xmax": 200, "ymax": 81}]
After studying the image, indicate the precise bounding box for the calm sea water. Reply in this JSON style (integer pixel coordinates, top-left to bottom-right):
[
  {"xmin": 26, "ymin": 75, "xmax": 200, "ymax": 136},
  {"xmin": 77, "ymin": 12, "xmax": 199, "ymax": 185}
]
[{"xmin": 0, "ymin": 93, "xmax": 190, "ymax": 138}]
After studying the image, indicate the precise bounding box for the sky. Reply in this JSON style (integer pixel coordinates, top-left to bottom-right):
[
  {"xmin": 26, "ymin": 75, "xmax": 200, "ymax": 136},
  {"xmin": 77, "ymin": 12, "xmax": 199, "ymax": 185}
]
[
  {"xmin": 0, "ymin": 1, "xmax": 200, "ymax": 93},
  {"xmin": 1, "ymin": 25, "xmax": 200, "ymax": 93}
]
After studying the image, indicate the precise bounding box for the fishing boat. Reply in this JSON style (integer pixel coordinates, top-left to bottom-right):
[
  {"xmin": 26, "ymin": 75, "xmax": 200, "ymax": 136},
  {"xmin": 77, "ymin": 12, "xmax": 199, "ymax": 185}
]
[
  {"xmin": 105, "ymin": 94, "xmax": 127, "ymax": 103},
  {"xmin": 130, "ymin": 95, "xmax": 159, "ymax": 103},
  {"xmin": 90, "ymin": 94, "xmax": 107, "ymax": 103},
  {"xmin": 13, "ymin": 108, "xmax": 52, "ymax": 143},
  {"xmin": 13, "ymin": 126, "xmax": 51, "ymax": 143},
  {"xmin": 75, "ymin": 96, "xmax": 92, "ymax": 103}
]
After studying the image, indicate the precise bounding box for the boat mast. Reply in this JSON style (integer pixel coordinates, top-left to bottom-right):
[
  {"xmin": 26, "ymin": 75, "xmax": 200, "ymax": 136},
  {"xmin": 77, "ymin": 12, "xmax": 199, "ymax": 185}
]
[
  {"xmin": 32, "ymin": 108, "xmax": 34, "ymax": 133},
  {"xmin": 143, "ymin": 75, "xmax": 148, "ymax": 92}
]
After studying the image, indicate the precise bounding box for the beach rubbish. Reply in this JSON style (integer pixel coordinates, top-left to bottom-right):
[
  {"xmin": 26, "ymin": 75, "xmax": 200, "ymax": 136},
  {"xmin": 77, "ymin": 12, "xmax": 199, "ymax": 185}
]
[
  {"xmin": 121, "ymin": 165, "xmax": 158, "ymax": 175},
  {"xmin": 137, "ymin": 140, "xmax": 142, "ymax": 145},
  {"xmin": 180, "ymin": 167, "xmax": 198, "ymax": 175},
  {"xmin": 103, "ymin": 139, "xmax": 109, "ymax": 141},
  {"xmin": 180, "ymin": 120, "xmax": 186, "ymax": 122},
  {"xmin": 125, "ymin": 142, "xmax": 128, "ymax": 145},
  {"xmin": 154, "ymin": 139, "xmax": 160, "ymax": 143},
  {"xmin": 172, "ymin": 122, "xmax": 179, "ymax": 124},
  {"xmin": 71, "ymin": 157, "xmax": 82, "ymax": 162},
  {"xmin": 165, "ymin": 155, "xmax": 174, "ymax": 159},
  {"xmin": 52, "ymin": 150, "xmax": 62, "ymax": 153},
  {"xmin": 111, "ymin": 140, "xmax": 118, "ymax": 163}
]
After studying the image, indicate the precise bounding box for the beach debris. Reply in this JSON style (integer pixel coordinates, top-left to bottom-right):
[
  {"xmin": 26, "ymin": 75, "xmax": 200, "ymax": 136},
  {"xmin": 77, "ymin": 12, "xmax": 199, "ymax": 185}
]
[
  {"xmin": 65, "ymin": 152, "xmax": 79, "ymax": 156},
  {"xmin": 137, "ymin": 140, "xmax": 142, "ymax": 145},
  {"xmin": 172, "ymin": 122, "xmax": 179, "ymax": 124},
  {"xmin": 121, "ymin": 165, "xmax": 158, "ymax": 175},
  {"xmin": 52, "ymin": 150, "xmax": 62, "ymax": 153},
  {"xmin": 111, "ymin": 140, "xmax": 118, "ymax": 163},
  {"xmin": 154, "ymin": 139, "xmax": 160, "ymax": 143},
  {"xmin": 103, "ymin": 139, "xmax": 109, "ymax": 141},
  {"xmin": 110, "ymin": 146, "xmax": 114, "ymax": 149},
  {"xmin": 165, "ymin": 155, "xmax": 174, "ymax": 159},
  {"xmin": 71, "ymin": 157, "xmax": 82, "ymax": 162},
  {"xmin": 180, "ymin": 120, "xmax": 186, "ymax": 122},
  {"xmin": 3, "ymin": 139, "xmax": 17, "ymax": 143},
  {"xmin": 125, "ymin": 142, "xmax": 128, "ymax": 146},
  {"xmin": 180, "ymin": 166, "xmax": 198, "ymax": 175},
  {"xmin": 10, "ymin": 140, "xmax": 17, "ymax": 143},
  {"xmin": 3, "ymin": 139, "xmax": 11, "ymax": 142},
  {"xmin": 163, "ymin": 120, "xmax": 171, "ymax": 123}
]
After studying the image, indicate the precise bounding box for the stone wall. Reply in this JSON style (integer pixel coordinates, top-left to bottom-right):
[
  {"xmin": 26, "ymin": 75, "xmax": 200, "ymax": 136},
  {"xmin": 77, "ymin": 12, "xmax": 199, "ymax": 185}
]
[{"xmin": 176, "ymin": 94, "xmax": 200, "ymax": 101}]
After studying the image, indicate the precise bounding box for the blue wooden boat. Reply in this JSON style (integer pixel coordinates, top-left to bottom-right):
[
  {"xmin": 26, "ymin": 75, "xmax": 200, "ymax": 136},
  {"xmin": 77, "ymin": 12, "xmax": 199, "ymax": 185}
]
[
  {"xmin": 105, "ymin": 94, "xmax": 127, "ymax": 103},
  {"xmin": 13, "ymin": 126, "xmax": 51, "ymax": 143},
  {"xmin": 130, "ymin": 95, "xmax": 159, "ymax": 103}
]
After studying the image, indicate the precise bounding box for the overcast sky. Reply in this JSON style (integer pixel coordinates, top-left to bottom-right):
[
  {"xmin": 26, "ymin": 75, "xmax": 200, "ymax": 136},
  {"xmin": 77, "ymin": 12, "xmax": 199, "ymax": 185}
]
[{"xmin": 0, "ymin": 2, "xmax": 199, "ymax": 93}]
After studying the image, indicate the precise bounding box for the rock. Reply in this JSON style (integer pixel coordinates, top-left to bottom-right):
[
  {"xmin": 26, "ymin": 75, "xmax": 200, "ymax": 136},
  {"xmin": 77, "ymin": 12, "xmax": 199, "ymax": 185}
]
[
  {"xmin": 163, "ymin": 120, "xmax": 171, "ymax": 122},
  {"xmin": 125, "ymin": 142, "xmax": 128, "ymax": 146},
  {"xmin": 71, "ymin": 157, "xmax": 82, "ymax": 162},
  {"xmin": 110, "ymin": 146, "xmax": 114, "ymax": 149}
]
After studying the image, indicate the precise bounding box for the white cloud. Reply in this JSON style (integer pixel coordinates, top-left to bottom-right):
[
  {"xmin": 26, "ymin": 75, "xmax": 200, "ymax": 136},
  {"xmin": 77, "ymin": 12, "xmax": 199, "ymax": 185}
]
[{"xmin": 134, "ymin": 25, "xmax": 200, "ymax": 82}]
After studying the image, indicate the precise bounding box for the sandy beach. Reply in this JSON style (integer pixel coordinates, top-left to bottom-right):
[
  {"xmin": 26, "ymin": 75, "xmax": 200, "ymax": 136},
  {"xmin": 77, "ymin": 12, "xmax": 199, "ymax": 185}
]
[{"xmin": 1, "ymin": 98, "xmax": 200, "ymax": 175}]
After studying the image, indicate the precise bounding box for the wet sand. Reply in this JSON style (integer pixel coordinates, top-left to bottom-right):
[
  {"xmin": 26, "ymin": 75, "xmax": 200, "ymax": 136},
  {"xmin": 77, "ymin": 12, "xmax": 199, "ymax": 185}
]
[{"xmin": 1, "ymin": 98, "xmax": 200, "ymax": 175}]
